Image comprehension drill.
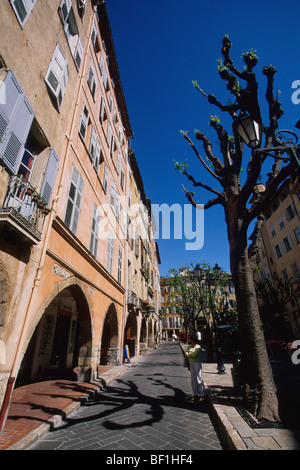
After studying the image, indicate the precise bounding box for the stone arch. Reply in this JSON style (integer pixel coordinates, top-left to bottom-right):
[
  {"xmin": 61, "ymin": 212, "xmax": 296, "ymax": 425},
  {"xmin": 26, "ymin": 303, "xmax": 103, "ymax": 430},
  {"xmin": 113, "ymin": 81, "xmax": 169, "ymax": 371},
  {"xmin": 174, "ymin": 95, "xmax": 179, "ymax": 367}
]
[
  {"xmin": 124, "ymin": 309, "xmax": 138, "ymax": 359},
  {"xmin": 100, "ymin": 302, "xmax": 119, "ymax": 365},
  {"xmin": 16, "ymin": 277, "xmax": 94, "ymax": 385}
]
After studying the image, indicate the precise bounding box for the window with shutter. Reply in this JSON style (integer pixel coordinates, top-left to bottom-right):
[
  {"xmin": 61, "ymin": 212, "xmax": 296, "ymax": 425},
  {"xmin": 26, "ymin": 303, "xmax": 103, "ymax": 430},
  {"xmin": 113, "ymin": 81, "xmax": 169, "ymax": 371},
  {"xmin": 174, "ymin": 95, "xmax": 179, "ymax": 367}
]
[
  {"xmin": 45, "ymin": 45, "xmax": 69, "ymax": 111},
  {"xmin": 99, "ymin": 54, "xmax": 104, "ymax": 76},
  {"xmin": 117, "ymin": 247, "xmax": 122, "ymax": 283},
  {"xmin": 91, "ymin": 20, "xmax": 98, "ymax": 46},
  {"xmin": 64, "ymin": 165, "xmax": 84, "ymax": 235},
  {"xmin": 106, "ymin": 121, "xmax": 111, "ymax": 147},
  {"xmin": 74, "ymin": 37, "xmax": 83, "ymax": 71},
  {"xmin": 59, "ymin": 0, "xmax": 83, "ymax": 70},
  {"xmin": 0, "ymin": 70, "xmax": 34, "ymax": 174},
  {"xmin": 88, "ymin": 61, "xmax": 97, "ymax": 98},
  {"xmin": 89, "ymin": 203, "xmax": 100, "ymax": 257},
  {"xmin": 294, "ymin": 226, "xmax": 300, "ymax": 243},
  {"xmin": 88, "ymin": 125, "xmax": 101, "ymax": 172},
  {"xmin": 40, "ymin": 148, "xmax": 60, "ymax": 206},
  {"xmin": 79, "ymin": 104, "xmax": 89, "ymax": 141},
  {"xmin": 106, "ymin": 231, "xmax": 114, "ymax": 274},
  {"xmin": 10, "ymin": 0, "xmax": 37, "ymax": 28},
  {"xmin": 109, "ymin": 181, "xmax": 116, "ymax": 210},
  {"xmin": 103, "ymin": 162, "xmax": 108, "ymax": 192},
  {"xmin": 99, "ymin": 97, "xmax": 107, "ymax": 125}
]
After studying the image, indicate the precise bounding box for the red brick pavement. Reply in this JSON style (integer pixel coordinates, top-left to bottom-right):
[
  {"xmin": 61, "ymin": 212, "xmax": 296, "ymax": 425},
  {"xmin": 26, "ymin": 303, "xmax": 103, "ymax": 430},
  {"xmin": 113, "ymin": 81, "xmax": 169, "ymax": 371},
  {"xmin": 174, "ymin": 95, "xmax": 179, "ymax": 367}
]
[{"xmin": 0, "ymin": 366, "xmax": 113, "ymax": 450}]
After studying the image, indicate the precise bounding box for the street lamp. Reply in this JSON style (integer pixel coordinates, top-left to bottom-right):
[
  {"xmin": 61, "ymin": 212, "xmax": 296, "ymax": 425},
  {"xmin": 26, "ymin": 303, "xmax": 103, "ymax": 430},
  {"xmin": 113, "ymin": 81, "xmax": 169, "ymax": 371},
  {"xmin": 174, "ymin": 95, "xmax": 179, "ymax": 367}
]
[
  {"xmin": 234, "ymin": 114, "xmax": 300, "ymax": 177},
  {"xmin": 234, "ymin": 115, "xmax": 263, "ymax": 149},
  {"xmin": 208, "ymin": 264, "xmax": 226, "ymax": 374},
  {"xmin": 193, "ymin": 263, "xmax": 226, "ymax": 374}
]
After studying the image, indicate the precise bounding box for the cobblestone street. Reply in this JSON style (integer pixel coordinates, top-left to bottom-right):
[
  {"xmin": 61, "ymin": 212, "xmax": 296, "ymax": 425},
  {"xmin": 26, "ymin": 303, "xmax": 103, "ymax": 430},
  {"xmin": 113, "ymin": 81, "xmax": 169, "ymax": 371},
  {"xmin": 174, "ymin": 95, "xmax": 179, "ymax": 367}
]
[{"xmin": 27, "ymin": 343, "xmax": 223, "ymax": 451}]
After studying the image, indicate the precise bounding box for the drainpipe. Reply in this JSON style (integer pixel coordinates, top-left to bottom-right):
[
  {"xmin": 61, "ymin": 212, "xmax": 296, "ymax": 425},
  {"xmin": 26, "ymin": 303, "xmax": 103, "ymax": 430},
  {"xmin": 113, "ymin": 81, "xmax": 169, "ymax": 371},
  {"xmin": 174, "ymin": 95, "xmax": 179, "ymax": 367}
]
[{"xmin": 0, "ymin": 377, "xmax": 15, "ymax": 432}]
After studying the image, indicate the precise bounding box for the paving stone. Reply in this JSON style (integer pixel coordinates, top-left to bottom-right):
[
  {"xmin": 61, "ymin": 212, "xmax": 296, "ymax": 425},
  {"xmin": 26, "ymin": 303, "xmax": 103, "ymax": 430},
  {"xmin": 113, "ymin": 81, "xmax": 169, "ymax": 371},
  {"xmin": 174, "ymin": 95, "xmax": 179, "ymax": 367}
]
[{"xmin": 28, "ymin": 343, "xmax": 223, "ymax": 451}]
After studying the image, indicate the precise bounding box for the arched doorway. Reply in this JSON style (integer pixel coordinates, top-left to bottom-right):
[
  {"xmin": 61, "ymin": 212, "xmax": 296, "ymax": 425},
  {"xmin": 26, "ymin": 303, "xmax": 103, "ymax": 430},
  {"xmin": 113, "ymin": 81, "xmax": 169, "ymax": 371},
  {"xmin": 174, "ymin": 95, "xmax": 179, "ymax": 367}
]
[
  {"xmin": 124, "ymin": 310, "xmax": 138, "ymax": 359},
  {"xmin": 16, "ymin": 281, "xmax": 93, "ymax": 386},
  {"xmin": 100, "ymin": 303, "xmax": 119, "ymax": 365}
]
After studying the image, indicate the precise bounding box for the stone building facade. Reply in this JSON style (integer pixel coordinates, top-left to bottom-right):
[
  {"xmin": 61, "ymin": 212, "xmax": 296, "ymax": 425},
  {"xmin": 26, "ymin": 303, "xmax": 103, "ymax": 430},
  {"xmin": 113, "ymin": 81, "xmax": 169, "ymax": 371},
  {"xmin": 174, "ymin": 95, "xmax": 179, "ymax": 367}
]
[{"xmin": 0, "ymin": 0, "xmax": 160, "ymax": 430}]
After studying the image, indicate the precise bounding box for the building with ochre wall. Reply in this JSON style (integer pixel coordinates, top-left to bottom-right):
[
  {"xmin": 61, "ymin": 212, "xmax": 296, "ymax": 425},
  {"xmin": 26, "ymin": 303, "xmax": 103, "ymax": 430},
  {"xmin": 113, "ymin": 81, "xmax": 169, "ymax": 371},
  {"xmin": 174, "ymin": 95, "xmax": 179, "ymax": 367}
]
[{"xmin": 0, "ymin": 0, "xmax": 161, "ymax": 431}]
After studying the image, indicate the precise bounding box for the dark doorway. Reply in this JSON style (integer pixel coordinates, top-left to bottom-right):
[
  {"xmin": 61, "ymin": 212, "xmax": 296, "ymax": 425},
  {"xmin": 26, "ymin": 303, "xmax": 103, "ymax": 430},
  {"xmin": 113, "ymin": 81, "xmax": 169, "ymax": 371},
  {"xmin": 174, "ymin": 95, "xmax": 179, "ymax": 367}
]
[{"xmin": 50, "ymin": 312, "xmax": 71, "ymax": 369}]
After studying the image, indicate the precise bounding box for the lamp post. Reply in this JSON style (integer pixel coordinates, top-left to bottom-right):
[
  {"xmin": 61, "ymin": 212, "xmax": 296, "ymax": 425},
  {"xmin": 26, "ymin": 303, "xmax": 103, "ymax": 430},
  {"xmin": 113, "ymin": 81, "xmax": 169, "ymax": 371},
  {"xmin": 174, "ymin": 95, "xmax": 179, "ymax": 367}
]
[
  {"xmin": 194, "ymin": 262, "xmax": 226, "ymax": 374},
  {"xmin": 234, "ymin": 114, "xmax": 300, "ymax": 176}
]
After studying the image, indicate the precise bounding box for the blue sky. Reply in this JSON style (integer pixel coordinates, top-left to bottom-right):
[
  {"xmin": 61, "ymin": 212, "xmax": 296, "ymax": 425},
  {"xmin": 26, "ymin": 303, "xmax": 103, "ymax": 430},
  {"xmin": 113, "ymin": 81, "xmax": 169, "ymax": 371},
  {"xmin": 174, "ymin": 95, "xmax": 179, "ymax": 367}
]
[{"xmin": 106, "ymin": 0, "xmax": 300, "ymax": 277}]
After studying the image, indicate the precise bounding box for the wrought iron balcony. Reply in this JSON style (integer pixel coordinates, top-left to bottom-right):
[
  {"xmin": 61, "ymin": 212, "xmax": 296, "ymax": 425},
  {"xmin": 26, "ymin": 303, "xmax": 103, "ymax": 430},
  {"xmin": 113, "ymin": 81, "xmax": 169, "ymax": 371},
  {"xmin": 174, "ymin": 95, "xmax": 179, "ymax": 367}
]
[
  {"xmin": 0, "ymin": 175, "xmax": 51, "ymax": 245},
  {"xmin": 127, "ymin": 290, "xmax": 137, "ymax": 306}
]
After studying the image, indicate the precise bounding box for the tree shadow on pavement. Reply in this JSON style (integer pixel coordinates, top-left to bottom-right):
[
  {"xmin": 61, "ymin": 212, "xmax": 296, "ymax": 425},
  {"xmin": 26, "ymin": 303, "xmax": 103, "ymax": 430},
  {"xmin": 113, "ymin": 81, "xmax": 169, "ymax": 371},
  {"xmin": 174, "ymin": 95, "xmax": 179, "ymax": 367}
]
[{"xmin": 39, "ymin": 374, "xmax": 210, "ymax": 434}]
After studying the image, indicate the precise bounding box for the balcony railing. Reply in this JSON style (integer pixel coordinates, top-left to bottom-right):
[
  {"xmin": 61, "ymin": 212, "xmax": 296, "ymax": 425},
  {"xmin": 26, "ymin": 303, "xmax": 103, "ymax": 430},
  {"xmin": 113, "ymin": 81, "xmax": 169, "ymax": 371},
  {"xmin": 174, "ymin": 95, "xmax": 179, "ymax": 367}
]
[
  {"xmin": 127, "ymin": 290, "xmax": 137, "ymax": 306},
  {"xmin": 0, "ymin": 175, "xmax": 51, "ymax": 244}
]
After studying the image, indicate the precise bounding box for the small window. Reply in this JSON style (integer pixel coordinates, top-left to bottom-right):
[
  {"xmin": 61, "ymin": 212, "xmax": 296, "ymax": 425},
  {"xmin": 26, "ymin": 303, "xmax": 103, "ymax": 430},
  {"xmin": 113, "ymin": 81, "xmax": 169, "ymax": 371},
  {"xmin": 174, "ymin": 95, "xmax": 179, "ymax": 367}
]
[
  {"xmin": 78, "ymin": 104, "xmax": 89, "ymax": 141},
  {"xmin": 103, "ymin": 162, "xmax": 108, "ymax": 193},
  {"xmin": 270, "ymin": 224, "xmax": 276, "ymax": 237},
  {"xmin": 89, "ymin": 126, "xmax": 101, "ymax": 171},
  {"xmin": 99, "ymin": 97, "xmax": 107, "ymax": 124},
  {"xmin": 10, "ymin": 0, "xmax": 37, "ymax": 28},
  {"xmin": 294, "ymin": 227, "xmax": 300, "ymax": 243},
  {"xmin": 87, "ymin": 61, "xmax": 97, "ymax": 99},
  {"xmin": 285, "ymin": 203, "xmax": 296, "ymax": 222},
  {"xmin": 45, "ymin": 45, "xmax": 69, "ymax": 111},
  {"xmin": 59, "ymin": 0, "xmax": 83, "ymax": 70},
  {"xmin": 278, "ymin": 216, "xmax": 285, "ymax": 230},
  {"xmin": 106, "ymin": 231, "xmax": 114, "ymax": 274},
  {"xmin": 117, "ymin": 247, "xmax": 122, "ymax": 283},
  {"xmin": 292, "ymin": 263, "xmax": 300, "ymax": 281},
  {"xmin": 274, "ymin": 243, "xmax": 283, "ymax": 259},
  {"xmin": 64, "ymin": 165, "xmax": 84, "ymax": 235},
  {"xmin": 283, "ymin": 234, "xmax": 293, "ymax": 252},
  {"xmin": 89, "ymin": 203, "xmax": 100, "ymax": 257}
]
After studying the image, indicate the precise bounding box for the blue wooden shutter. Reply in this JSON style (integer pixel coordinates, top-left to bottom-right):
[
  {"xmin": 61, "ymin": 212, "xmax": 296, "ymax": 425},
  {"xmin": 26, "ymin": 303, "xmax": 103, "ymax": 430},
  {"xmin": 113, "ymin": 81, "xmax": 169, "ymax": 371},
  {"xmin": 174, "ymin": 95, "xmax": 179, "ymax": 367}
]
[{"xmin": 0, "ymin": 70, "xmax": 34, "ymax": 174}]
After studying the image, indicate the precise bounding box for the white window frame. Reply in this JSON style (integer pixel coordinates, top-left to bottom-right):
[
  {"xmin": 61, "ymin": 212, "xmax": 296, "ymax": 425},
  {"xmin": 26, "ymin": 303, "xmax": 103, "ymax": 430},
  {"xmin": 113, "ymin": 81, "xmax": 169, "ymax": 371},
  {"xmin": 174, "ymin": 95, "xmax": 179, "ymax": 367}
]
[
  {"xmin": 117, "ymin": 246, "xmax": 122, "ymax": 283},
  {"xmin": 87, "ymin": 61, "xmax": 97, "ymax": 99},
  {"xmin": 89, "ymin": 125, "xmax": 101, "ymax": 171},
  {"xmin": 45, "ymin": 44, "xmax": 69, "ymax": 111},
  {"xmin": 89, "ymin": 203, "xmax": 100, "ymax": 257},
  {"xmin": 0, "ymin": 69, "xmax": 34, "ymax": 174},
  {"xmin": 103, "ymin": 162, "xmax": 108, "ymax": 193},
  {"xmin": 78, "ymin": 104, "xmax": 89, "ymax": 141},
  {"xmin": 106, "ymin": 231, "xmax": 114, "ymax": 274},
  {"xmin": 59, "ymin": 0, "xmax": 83, "ymax": 70},
  {"xmin": 10, "ymin": 0, "xmax": 37, "ymax": 28},
  {"xmin": 64, "ymin": 165, "xmax": 84, "ymax": 235}
]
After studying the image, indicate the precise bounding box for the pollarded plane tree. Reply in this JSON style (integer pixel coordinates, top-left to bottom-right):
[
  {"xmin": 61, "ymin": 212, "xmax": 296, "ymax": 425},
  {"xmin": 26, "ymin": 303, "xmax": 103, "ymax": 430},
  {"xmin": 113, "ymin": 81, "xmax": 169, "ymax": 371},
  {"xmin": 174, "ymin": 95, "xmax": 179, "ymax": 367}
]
[{"xmin": 175, "ymin": 36, "xmax": 296, "ymax": 422}]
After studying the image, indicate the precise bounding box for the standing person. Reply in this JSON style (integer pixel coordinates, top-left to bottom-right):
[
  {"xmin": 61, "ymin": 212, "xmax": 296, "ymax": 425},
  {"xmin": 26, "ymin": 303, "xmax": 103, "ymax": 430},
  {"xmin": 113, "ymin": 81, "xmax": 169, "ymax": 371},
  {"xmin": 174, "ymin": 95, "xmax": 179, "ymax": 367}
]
[
  {"xmin": 185, "ymin": 334, "xmax": 206, "ymax": 402},
  {"xmin": 196, "ymin": 330, "xmax": 201, "ymax": 345}
]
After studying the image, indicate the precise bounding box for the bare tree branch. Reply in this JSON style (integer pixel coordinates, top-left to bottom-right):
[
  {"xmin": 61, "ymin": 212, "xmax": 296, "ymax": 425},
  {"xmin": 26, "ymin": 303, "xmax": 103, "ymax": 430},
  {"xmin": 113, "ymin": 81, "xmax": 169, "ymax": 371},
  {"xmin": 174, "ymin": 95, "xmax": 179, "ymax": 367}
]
[
  {"xmin": 180, "ymin": 130, "xmax": 222, "ymax": 181},
  {"xmin": 182, "ymin": 184, "xmax": 224, "ymax": 209},
  {"xmin": 194, "ymin": 130, "xmax": 224, "ymax": 174},
  {"xmin": 181, "ymin": 169, "xmax": 225, "ymax": 198}
]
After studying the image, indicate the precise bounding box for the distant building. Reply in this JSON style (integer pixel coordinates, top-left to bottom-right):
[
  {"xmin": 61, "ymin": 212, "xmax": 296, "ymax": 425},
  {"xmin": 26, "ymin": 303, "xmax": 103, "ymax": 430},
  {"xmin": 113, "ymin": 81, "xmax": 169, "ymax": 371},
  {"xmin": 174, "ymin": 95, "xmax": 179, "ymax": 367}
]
[
  {"xmin": 252, "ymin": 176, "xmax": 300, "ymax": 338},
  {"xmin": 160, "ymin": 268, "xmax": 236, "ymax": 341}
]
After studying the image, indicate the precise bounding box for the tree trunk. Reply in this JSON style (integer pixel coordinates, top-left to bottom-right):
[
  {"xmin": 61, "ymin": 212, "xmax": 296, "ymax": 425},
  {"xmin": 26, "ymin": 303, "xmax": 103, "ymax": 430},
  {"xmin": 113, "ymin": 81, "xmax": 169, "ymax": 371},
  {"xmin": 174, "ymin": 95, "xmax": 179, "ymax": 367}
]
[{"xmin": 228, "ymin": 213, "xmax": 280, "ymax": 422}]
